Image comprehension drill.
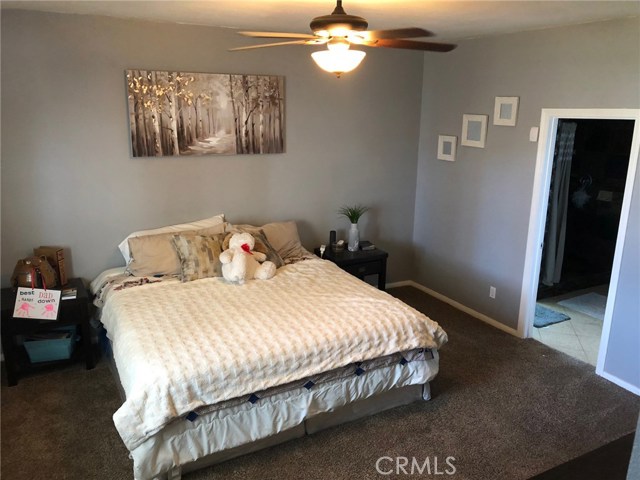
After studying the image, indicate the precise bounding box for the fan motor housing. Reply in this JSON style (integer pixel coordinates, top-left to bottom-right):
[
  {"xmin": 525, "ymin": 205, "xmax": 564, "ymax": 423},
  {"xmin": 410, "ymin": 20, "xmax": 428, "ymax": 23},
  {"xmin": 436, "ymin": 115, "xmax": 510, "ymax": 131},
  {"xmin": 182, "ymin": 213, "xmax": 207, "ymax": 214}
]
[{"xmin": 310, "ymin": 14, "xmax": 368, "ymax": 34}]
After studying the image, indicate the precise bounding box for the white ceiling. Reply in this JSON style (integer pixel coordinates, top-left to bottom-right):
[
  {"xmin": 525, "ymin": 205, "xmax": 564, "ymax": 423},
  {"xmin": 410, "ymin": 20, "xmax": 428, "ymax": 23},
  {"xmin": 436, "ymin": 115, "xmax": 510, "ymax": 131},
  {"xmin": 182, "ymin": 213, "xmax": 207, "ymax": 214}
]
[{"xmin": 2, "ymin": 1, "xmax": 639, "ymax": 42}]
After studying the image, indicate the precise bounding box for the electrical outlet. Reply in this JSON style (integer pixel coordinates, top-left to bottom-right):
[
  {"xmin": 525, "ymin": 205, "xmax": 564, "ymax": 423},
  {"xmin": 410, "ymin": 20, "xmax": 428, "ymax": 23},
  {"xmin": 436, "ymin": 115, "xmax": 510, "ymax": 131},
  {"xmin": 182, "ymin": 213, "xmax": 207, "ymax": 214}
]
[{"xmin": 489, "ymin": 286, "xmax": 496, "ymax": 299}]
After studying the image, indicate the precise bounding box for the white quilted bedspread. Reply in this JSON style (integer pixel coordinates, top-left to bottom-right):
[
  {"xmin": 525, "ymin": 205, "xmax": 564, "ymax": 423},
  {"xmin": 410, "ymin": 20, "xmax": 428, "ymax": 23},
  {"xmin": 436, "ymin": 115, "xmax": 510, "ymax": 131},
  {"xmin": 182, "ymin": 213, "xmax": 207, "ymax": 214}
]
[{"xmin": 100, "ymin": 258, "xmax": 447, "ymax": 450}]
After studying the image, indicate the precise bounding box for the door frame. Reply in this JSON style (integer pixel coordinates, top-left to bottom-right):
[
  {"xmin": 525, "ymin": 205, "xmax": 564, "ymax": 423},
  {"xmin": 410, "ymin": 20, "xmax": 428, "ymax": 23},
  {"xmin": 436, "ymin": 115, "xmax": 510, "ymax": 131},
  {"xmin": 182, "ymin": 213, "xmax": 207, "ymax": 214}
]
[{"xmin": 517, "ymin": 108, "xmax": 640, "ymax": 388}]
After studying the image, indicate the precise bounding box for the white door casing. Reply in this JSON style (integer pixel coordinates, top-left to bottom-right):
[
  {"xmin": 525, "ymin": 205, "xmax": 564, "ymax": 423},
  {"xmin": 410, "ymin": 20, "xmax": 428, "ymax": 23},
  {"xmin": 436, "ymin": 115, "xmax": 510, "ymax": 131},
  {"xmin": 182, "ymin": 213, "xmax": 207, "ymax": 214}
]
[{"xmin": 518, "ymin": 108, "xmax": 640, "ymax": 394}]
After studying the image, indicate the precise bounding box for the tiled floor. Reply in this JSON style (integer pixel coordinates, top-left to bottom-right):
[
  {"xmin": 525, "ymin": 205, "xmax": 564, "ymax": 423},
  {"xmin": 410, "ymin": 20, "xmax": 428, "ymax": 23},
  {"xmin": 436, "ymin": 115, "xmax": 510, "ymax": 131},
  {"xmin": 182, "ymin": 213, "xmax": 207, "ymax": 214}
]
[{"xmin": 531, "ymin": 285, "xmax": 607, "ymax": 366}]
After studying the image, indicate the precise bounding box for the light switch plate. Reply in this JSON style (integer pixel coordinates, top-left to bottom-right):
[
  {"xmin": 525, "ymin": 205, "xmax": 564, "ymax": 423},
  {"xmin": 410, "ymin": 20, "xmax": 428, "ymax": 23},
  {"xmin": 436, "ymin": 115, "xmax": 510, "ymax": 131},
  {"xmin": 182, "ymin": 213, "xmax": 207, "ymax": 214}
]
[{"xmin": 529, "ymin": 127, "xmax": 539, "ymax": 142}]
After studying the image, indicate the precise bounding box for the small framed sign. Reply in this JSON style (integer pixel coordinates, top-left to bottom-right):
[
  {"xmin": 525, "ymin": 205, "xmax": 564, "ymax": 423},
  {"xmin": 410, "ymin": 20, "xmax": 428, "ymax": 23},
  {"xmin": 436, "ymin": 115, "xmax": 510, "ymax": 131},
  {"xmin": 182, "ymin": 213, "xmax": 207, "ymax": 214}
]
[{"xmin": 13, "ymin": 288, "xmax": 61, "ymax": 320}]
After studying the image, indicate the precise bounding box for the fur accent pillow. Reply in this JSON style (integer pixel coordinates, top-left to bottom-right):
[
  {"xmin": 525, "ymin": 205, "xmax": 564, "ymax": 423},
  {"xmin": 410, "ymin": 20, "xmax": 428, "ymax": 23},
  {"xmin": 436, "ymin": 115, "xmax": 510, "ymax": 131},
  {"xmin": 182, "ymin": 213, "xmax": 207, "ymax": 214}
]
[{"xmin": 171, "ymin": 233, "xmax": 225, "ymax": 282}]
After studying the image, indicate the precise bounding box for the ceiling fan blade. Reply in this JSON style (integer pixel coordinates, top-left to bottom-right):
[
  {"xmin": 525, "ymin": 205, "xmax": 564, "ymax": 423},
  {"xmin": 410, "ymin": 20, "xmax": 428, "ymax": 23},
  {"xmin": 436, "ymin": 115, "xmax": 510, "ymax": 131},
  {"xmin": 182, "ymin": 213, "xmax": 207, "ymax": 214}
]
[
  {"xmin": 238, "ymin": 31, "xmax": 318, "ymax": 40},
  {"xmin": 359, "ymin": 27, "xmax": 434, "ymax": 41},
  {"xmin": 365, "ymin": 38, "xmax": 457, "ymax": 52},
  {"xmin": 229, "ymin": 40, "xmax": 315, "ymax": 51}
]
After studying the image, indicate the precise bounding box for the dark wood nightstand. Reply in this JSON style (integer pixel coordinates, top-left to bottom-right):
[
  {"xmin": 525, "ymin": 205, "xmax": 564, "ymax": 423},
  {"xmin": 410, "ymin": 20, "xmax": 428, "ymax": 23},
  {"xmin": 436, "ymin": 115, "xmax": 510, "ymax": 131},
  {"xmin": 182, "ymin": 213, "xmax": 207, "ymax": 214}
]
[
  {"xmin": 1, "ymin": 278, "xmax": 95, "ymax": 386},
  {"xmin": 315, "ymin": 247, "xmax": 388, "ymax": 290}
]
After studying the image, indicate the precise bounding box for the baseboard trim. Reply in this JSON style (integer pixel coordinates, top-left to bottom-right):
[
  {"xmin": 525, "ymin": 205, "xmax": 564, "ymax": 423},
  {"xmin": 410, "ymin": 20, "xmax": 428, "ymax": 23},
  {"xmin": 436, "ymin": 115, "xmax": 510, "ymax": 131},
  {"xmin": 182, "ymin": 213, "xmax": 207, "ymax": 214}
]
[
  {"xmin": 597, "ymin": 370, "xmax": 640, "ymax": 396},
  {"xmin": 387, "ymin": 280, "xmax": 520, "ymax": 338},
  {"xmin": 387, "ymin": 281, "xmax": 639, "ymax": 395}
]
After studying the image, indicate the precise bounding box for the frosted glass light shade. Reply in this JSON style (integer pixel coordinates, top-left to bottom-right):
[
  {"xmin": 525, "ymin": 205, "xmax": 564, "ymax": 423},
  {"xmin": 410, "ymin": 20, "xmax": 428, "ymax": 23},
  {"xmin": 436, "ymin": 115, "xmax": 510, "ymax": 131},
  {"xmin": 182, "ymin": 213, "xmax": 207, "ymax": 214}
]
[{"xmin": 311, "ymin": 49, "xmax": 366, "ymax": 76}]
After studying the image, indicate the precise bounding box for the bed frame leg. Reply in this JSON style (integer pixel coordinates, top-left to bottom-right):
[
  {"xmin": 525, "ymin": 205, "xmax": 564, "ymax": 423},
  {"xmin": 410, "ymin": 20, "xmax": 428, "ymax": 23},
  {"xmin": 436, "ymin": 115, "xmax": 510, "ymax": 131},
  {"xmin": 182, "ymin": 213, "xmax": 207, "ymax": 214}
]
[
  {"xmin": 168, "ymin": 466, "xmax": 182, "ymax": 480},
  {"xmin": 422, "ymin": 382, "xmax": 431, "ymax": 401}
]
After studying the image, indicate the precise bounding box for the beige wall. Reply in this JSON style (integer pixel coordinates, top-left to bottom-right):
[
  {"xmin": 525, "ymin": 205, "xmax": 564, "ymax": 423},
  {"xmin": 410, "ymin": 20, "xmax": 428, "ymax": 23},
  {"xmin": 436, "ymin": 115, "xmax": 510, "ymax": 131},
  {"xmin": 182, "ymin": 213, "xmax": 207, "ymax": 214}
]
[{"xmin": 1, "ymin": 10, "xmax": 424, "ymax": 284}]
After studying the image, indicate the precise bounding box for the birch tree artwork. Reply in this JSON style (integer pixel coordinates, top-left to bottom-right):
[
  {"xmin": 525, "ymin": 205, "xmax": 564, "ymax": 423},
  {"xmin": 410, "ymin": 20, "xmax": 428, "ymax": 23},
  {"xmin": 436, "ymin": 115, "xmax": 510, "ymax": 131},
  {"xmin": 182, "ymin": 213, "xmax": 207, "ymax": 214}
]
[{"xmin": 126, "ymin": 70, "xmax": 285, "ymax": 157}]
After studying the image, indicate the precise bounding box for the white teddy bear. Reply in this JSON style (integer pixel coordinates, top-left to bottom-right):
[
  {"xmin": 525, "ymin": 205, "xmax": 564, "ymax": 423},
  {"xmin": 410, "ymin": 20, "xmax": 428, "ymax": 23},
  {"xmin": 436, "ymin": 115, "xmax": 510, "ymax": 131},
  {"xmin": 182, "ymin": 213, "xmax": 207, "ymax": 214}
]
[{"xmin": 219, "ymin": 232, "xmax": 276, "ymax": 284}]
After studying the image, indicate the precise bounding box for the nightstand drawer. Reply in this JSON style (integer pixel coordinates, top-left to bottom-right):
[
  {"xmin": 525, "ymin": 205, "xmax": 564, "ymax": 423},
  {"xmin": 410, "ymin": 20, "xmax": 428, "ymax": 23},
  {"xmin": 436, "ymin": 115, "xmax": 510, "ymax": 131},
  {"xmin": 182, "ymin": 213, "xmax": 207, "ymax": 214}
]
[
  {"xmin": 313, "ymin": 247, "xmax": 388, "ymax": 291},
  {"xmin": 342, "ymin": 260, "xmax": 382, "ymax": 277}
]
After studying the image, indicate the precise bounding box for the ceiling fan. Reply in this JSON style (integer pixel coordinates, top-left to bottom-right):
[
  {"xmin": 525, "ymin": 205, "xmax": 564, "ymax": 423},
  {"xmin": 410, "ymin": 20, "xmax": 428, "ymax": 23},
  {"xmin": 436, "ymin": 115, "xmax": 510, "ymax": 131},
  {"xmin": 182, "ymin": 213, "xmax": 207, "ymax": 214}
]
[{"xmin": 230, "ymin": 0, "xmax": 457, "ymax": 77}]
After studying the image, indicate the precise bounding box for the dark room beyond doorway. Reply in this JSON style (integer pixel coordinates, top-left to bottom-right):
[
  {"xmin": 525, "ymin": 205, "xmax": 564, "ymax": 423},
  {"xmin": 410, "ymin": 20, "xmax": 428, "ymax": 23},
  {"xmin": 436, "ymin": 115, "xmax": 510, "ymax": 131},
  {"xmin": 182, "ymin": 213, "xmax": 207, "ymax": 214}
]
[{"xmin": 538, "ymin": 118, "xmax": 633, "ymax": 300}]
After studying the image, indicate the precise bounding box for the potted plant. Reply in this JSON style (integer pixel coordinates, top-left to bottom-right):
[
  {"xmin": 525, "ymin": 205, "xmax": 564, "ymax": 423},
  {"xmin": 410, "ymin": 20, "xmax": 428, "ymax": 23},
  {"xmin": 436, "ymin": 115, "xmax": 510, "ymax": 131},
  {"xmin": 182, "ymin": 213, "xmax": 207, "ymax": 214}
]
[{"xmin": 338, "ymin": 204, "xmax": 369, "ymax": 251}]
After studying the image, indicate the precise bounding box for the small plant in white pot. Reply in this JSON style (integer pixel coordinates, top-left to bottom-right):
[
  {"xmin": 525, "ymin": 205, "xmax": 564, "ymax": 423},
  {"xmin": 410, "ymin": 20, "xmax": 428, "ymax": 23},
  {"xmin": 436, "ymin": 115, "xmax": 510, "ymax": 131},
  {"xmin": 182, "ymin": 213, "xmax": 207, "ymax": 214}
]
[{"xmin": 338, "ymin": 204, "xmax": 369, "ymax": 252}]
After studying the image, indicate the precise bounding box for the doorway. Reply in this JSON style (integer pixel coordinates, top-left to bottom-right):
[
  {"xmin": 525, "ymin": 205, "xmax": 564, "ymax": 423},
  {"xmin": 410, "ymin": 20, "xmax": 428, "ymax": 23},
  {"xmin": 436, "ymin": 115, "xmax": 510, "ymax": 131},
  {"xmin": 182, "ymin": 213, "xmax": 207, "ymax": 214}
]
[
  {"xmin": 518, "ymin": 109, "xmax": 640, "ymax": 387},
  {"xmin": 531, "ymin": 119, "xmax": 633, "ymax": 365}
]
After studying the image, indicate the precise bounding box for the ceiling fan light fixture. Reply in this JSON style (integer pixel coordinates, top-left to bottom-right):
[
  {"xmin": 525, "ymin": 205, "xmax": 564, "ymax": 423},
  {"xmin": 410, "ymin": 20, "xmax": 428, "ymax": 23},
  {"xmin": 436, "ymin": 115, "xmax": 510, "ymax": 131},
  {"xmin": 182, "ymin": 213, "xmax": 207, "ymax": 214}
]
[
  {"xmin": 311, "ymin": 39, "xmax": 365, "ymax": 77},
  {"xmin": 311, "ymin": 49, "xmax": 365, "ymax": 77},
  {"xmin": 232, "ymin": 2, "xmax": 457, "ymax": 64}
]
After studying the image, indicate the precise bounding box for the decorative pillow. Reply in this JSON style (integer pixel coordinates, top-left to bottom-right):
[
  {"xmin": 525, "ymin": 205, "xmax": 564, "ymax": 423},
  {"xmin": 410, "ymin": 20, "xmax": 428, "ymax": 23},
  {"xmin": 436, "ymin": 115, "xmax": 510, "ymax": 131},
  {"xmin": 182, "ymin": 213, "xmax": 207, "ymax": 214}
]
[
  {"xmin": 171, "ymin": 233, "xmax": 225, "ymax": 282},
  {"xmin": 226, "ymin": 221, "xmax": 311, "ymax": 262},
  {"xmin": 118, "ymin": 213, "xmax": 225, "ymax": 262},
  {"xmin": 222, "ymin": 229, "xmax": 284, "ymax": 268},
  {"xmin": 126, "ymin": 223, "xmax": 227, "ymax": 276},
  {"xmin": 260, "ymin": 221, "xmax": 312, "ymax": 262}
]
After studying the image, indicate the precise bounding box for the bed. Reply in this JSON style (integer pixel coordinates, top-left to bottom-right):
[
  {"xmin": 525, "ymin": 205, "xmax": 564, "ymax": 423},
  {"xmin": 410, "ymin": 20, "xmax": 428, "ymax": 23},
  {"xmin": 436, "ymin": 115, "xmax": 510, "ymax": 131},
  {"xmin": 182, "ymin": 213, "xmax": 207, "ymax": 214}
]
[{"xmin": 91, "ymin": 216, "xmax": 448, "ymax": 480}]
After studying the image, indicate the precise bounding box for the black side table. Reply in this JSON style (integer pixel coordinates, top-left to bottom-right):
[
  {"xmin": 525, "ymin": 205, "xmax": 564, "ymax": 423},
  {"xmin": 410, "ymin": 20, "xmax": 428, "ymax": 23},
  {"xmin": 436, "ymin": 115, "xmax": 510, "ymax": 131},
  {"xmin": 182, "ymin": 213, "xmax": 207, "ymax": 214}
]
[
  {"xmin": 1, "ymin": 278, "xmax": 95, "ymax": 386},
  {"xmin": 315, "ymin": 247, "xmax": 388, "ymax": 290}
]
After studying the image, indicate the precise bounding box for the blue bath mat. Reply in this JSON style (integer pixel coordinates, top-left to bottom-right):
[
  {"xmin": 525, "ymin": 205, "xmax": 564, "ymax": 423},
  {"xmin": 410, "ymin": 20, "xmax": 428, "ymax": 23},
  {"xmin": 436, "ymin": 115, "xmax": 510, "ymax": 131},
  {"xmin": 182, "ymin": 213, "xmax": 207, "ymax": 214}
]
[{"xmin": 534, "ymin": 304, "xmax": 570, "ymax": 328}]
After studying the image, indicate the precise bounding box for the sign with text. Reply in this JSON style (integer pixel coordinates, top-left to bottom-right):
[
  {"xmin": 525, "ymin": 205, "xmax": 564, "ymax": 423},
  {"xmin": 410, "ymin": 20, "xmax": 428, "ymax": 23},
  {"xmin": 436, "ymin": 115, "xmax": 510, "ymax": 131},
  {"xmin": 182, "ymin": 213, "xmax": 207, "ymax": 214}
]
[{"xmin": 13, "ymin": 288, "xmax": 61, "ymax": 320}]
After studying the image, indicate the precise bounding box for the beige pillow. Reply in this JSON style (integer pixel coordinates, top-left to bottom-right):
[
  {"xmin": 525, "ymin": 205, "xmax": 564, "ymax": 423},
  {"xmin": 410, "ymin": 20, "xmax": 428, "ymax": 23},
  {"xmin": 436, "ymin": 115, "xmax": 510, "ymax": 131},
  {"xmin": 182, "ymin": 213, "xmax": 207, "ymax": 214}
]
[
  {"xmin": 222, "ymin": 229, "xmax": 284, "ymax": 268},
  {"xmin": 260, "ymin": 221, "xmax": 311, "ymax": 261},
  {"xmin": 126, "ymin": 223, "xmax": 227, "ymax": 276},
  {"xmin": 225, "ymin": 223, "xmax": 261, "ymax": 235},
  {"xmin": 226, "ymin": 221, "xmax": 309, "ymax": 261},
  {"xmin": 118, "ymin": 213, "xmax": 225, "ymax": 262},
  {"xmin": 171, "ymin": 233, "xmax": 225, "ymax": 282}
]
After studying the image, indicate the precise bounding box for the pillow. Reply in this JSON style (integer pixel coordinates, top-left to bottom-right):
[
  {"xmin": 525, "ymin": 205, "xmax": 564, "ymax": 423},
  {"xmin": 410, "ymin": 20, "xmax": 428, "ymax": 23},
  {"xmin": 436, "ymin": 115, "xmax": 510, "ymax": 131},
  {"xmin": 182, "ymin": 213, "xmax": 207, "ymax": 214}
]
[
  {"xmin": 171, "ymin": 233, "xmax": 225, "ymax": 282},
  {"xmin": 118, "ymin": 213, "xmax": 225, "ymax": 262},
  {"xmin": 253, "ymin": 230, "xmax": 286, "ymax": 268},
  {"xmin": 226, "ymin": 221, "xmax": 310, "ymax": 262},
  {"xmin": 222, "ymin": 229, "xmax": 284, "ymax": 268},
  {"xmin": 126, "ymin": 223, "xmax": 227, "ymax": 276},
  {"xmin": 260, "ymin": 221, "xmax": 312, "ymax": 262}
]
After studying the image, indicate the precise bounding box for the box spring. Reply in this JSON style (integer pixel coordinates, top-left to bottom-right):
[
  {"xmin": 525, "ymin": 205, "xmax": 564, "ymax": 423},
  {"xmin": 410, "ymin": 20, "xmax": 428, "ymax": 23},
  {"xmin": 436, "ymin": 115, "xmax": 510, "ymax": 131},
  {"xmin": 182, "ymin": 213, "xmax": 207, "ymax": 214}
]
[{"xmin": 102, "ymin": 336, "xmax": 437, "ymax": 480}]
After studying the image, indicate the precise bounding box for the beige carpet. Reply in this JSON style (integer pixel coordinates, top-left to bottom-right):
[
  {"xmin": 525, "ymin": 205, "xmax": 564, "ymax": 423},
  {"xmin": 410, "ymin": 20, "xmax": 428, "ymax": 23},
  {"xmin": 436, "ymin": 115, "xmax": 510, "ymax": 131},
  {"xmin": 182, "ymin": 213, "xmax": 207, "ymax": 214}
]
[{"xmin": 1, "ymin": 286, "xmax": 638, "ymax": 479}]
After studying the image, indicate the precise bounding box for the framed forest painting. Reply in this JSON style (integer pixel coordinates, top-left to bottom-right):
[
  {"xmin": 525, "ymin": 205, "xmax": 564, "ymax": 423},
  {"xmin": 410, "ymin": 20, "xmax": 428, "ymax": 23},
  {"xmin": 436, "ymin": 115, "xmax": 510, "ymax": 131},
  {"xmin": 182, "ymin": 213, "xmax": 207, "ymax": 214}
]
[{"xmin": 126, "ymin": 70, "xmax": 285, "ymax": 157}]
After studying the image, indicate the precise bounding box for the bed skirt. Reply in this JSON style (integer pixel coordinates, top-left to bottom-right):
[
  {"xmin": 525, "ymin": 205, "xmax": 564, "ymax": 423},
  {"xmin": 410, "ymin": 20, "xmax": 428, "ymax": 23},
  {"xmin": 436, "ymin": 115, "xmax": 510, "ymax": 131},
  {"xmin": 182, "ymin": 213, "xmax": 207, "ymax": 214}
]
[
  {"xmin": 102, "ymin": 334, "xmax": 439, "ymax": 480},
  {"xmin": 166, "ymin": 382, "xmax": 430, "ymax": 480},
  {"xmin": 145, "ymin": 357, "xmax": 435, "ymax": 479}
]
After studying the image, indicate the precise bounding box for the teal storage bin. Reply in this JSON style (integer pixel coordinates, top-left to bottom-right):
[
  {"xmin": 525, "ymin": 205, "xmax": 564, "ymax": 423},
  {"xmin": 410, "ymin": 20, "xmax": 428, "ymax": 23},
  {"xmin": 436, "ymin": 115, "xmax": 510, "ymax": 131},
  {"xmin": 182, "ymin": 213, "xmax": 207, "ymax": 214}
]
[{"xmin": 24, "ymin": 326, "xmax": 76, "ymax": 363}]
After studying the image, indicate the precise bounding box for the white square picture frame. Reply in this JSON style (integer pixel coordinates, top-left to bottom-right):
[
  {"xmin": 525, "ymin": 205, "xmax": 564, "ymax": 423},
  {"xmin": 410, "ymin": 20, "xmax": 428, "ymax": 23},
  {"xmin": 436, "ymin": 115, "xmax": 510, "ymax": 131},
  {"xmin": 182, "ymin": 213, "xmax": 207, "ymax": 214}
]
[
  {"xmin": 461, "ymin": 114, "xmax": 488, "ymax": 148},
  {"xmin": 493, "ymin": 96, "xmax": 519, "ymax": 126},
  {"xmin": 437, "ymin": 135, "xmax": 457, "ymax": 161}
]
